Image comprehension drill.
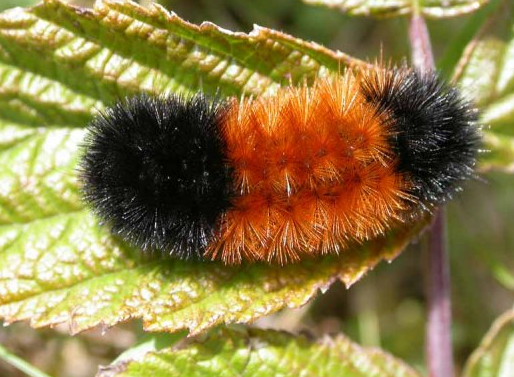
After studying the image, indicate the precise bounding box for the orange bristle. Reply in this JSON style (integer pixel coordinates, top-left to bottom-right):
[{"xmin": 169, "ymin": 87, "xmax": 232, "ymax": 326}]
[{"xmin": 206, "ymin": 70, "xmax": 411, "ymax": 264}]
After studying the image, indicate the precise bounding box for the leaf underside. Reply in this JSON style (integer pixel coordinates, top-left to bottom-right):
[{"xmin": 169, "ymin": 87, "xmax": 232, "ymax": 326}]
[
  {"xmin": 98, "ymin": 327, "xmax": 423, "ymax": 377},
  {"xmin": 301, "ymin": 0, "xmax": 490, "ymax": 19}
]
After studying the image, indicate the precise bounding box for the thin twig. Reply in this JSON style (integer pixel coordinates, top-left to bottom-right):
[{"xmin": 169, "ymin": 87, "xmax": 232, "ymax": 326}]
[{"xmin": 408, "ymin": 9, "xmax": 455, "ymax": 377}]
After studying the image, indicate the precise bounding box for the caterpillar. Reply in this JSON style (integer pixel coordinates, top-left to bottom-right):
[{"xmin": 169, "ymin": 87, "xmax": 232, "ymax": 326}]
[{"xmin": 79, "ymin": 67, "xmax": 480, "ymax": 265}]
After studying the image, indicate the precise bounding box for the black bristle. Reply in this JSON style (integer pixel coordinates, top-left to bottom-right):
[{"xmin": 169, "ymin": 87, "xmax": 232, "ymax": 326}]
[
  {"xmin": 79, "ymin": 94, "xmax": 232, "ymax": 260},
  {"xmin": 361, "ymin": 68, "xmax": 481, "ymax": 207}
]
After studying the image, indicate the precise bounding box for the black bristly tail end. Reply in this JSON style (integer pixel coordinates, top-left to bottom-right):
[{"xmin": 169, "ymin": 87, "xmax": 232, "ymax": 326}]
[{"xmin": 361, "ymin": 68, "xmax": 481, "ymax": 210}]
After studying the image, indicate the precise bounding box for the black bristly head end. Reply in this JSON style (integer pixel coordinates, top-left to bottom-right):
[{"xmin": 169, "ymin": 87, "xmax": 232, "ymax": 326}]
[{"xmin": 79, "ymin": 94, "xmax": 232, "ymax": 260}]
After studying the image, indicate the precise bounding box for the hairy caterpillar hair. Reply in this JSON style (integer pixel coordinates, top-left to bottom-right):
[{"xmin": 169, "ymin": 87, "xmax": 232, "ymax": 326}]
[{"xmin": 79, "ymin": 66, "xmax": 480, "ymax": 265}]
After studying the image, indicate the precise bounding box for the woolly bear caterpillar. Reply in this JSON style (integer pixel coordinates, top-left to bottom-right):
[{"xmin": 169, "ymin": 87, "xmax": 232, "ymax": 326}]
[{"xmin": 79, "ymin": 67, "xmax": 480, "ymax": 265}]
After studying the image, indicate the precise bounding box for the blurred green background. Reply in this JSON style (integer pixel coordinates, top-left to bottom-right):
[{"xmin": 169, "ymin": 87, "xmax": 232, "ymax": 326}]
[{"xmin": 0, "ymin": 1, "xmax": 512, "ymax": 376}]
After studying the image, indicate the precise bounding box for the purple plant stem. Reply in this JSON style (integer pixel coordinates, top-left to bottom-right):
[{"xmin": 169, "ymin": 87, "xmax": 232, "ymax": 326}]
[
  {"xmin": 409, "ymin": 13, "xmax": 435, "ymax": 72},
  {"xmin": 409, "ymin": 13, "xmax": 455, "ymax": 377},
  {"xmin": 426, "ymin": 208, "xmax": 454, "ymax": 377}
]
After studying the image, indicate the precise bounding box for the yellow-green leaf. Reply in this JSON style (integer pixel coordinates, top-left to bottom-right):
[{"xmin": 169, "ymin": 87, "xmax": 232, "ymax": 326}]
[
  {"xmin": 463, "ymin": 310, "xmax": 514, "ymax": 377},
  {"xmin": 98, "ymin": 327, "xmax": 423, "ymax": 377},
  {"xmin": 455, "ymin": 0, "xmax": 514, "ymax": 172},
  {"xmin": 0, "ymin": 0, "xmax": 426, "ymax": 336},
  {"xmin": 301, "ymin": 0, "xmax": 490, "ymax": 19}
]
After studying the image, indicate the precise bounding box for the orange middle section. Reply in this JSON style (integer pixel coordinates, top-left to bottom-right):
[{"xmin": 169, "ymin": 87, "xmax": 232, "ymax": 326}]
[{"xmin": 206, "ymin": 72, "xmax": 412, "ymax": 265}]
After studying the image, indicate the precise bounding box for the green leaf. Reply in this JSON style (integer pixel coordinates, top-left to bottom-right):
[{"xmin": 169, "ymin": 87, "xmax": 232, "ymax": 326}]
[
  {"xmin": 301, "ymin": 0, "xmax": 490, "ymax": 19},
  {"xmin": 98, "ymin": 327, "xmax": 423, "ymax": 377},
  {"xmin": 438, "ymin": 0, "xmax": 503, "ymax": 76},
  {"xmin": 0, "ymin": 0, "xmax": 39, "ymax": 12},
  {"xmin": 110, "ymin": 331, "xmax": 187, "ymax": 366},
  {"xmin": 0, "ymin": 343, "xmax": 53, "ymax": 377},
  {"xmin": 463, "ymin": 310, "xmax": 514, "ymax": 377},
  {"xmin": 454, "ymin": 0, "xmax": 514, "ymax": 172},
  {"xmin": 0, "ymin": 0, "xmax": 427, "ymax": 336}
]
